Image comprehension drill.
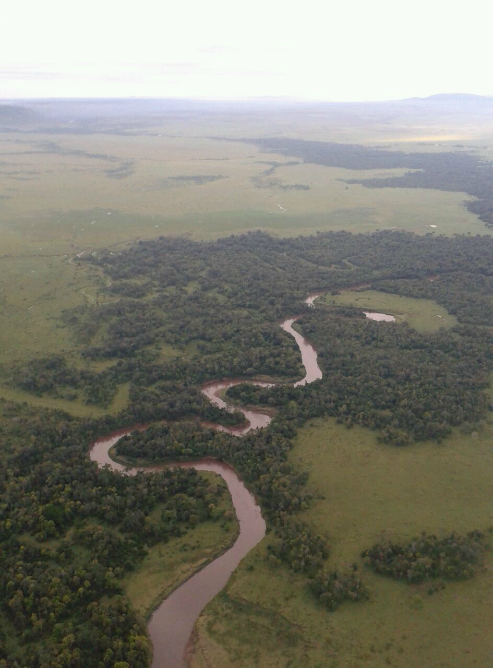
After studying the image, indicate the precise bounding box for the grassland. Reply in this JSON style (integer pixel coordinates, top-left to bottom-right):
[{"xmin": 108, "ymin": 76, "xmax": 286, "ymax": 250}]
[
  {"xmin": 122, "ymin": 473, "xmax": 238, "ymax": 620},
  {"xmin": 190, "ymin": 419, "xmax": 493, "ymax": 668},
  {"xmin": 316, "ymin": 289, "xmax": 458, "ymax": 332},
  {"xmin": 0, "ymin": 382, "xmax": 129, "ymax": 417},
  {"xmin": 1, "ymin": 122, "xmax": 485, "ymax": 424},
  {"xmin": 0, "ymin": 132, "xmax": 486, "ymax": 248},
  {"xmin": 0, "ymin": 121, "xmax": 487, "ymax": 389},
  {"xmin": 1, "ymin": 108, "xmax": 492, "ymax": 665}
]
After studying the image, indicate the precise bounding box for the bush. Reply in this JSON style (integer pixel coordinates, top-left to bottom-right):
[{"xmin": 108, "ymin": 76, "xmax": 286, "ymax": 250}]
[
  {"xmin": 362, "ymin": 530, "xmax": 486, "ymax": 582},
  {"xmin": 309, "ymin": 566, "xmax": 369, "ymax": 611}
]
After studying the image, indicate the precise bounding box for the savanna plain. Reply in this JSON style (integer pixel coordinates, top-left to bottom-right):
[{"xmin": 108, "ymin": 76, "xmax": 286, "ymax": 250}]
[{"xmin": 0, "ymin": 97, "xmax": 492, "ymax": 668}]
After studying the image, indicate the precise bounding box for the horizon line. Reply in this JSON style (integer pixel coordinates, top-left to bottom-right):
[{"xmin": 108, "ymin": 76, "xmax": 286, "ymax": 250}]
[{"xmin": 2, "ymin": 92, "xmax": 493, "ymax": 105}]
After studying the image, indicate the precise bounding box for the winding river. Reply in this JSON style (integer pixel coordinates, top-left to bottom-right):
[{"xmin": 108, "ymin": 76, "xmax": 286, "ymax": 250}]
[
  {"xmin": 90, "ymin": 296, "xmax": 323, "ymax": 667},
  {"xmin": 90, "ymin": 292, "xmax": 390, "ymax": 667}
]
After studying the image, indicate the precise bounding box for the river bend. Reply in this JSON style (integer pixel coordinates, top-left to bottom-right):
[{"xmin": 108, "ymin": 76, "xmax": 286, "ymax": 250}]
[{"xmin": 90, "ymin": 295, "xmax": 322, "ymax": 667}]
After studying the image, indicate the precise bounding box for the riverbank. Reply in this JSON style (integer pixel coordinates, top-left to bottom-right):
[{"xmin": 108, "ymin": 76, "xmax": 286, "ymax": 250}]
[
  {"xmin": 122, "ymin": 477, "xmax": 240, "ymax": 622},
  {"xmin": 88, "ymin": 296, "xmax": 323, "ymax": 667}
]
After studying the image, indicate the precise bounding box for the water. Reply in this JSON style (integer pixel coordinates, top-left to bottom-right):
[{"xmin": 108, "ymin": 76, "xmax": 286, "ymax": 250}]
[{"xmin": 363, "ymin": 311, "xmax": 396, "ymax": 322}]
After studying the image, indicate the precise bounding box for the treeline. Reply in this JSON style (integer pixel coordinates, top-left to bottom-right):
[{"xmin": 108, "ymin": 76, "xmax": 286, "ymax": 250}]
[
  {"xmin": 267, "ymin": 519, "xmax": 368, "ymax": 610},
  {"xmin": 2, "ymin": 228, "xmax": 492, "ymax": 662},
  {"xmin": 5, "ymin": 355, "xmax": 118, "ymax": 407},
  {"xmin": 6, "ymin": 230, "xmax": 491, "ymax": 438},
  {"xmin": 116, "ymin": 420, "xmax": 309, "ymax": 518},
  {"xmin": 246, "ymin": 136, "xmax": 493, "ymax": 228},
  {"xmin": 8, "ymin": 231, "xmax": 493, "ymax": 420},
  {"xmin": 77, "ymin": 230, "xmax": 493, "ymax": 361},
  {"xmin": 117, "ymin": 420, "xmax": 368, "ymax": 610},
  {"xmin": 376, "ymin": 273, "xmax": 493, "ymax": 326}
]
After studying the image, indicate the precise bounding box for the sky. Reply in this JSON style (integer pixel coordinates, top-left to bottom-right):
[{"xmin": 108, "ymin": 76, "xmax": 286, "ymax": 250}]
[{"xmin": 1, "ymin": 0, "xmax": 493, "ymax": 101}]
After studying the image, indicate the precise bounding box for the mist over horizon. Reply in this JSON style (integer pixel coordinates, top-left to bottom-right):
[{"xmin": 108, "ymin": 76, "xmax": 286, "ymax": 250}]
[{"xmin": 3, "ymin": 0, "xmax": 493, "ymax": 101}]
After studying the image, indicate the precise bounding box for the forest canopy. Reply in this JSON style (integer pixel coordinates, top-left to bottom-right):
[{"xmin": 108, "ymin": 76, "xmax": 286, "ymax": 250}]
[{"xmin": 1, "ymin": 228, "xmax": 492, "ymax": 665}]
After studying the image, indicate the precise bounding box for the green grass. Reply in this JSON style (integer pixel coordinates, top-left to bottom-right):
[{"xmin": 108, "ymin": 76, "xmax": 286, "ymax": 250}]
[
  {"xmin": 0, "ymin": 129, "xmax": 489, "ymax": 254},
  {"xmin": 156, "ymin": 341, "xmax": 182, "ymax": 361},
  {"xmin": 317, "ymin": 289, "xmax": 458, "ymax": 332},
  {"xmin": 0, "ymin": 125, "xmax": 488, "ymax": 374},
  {"xmin": 0, "ymin": 381, "xmax": 130, "ymax": 417},
  {"xmin": 0, "ymin": 254, "xmax": 105, "ymax": 365},
  {"xmin": 1, "ymin": 117, "xmax": 492, "ymax": 665},
  {"xmin": 190, "ymin": 419, "xmax": 493, "ymax": 668},
  {"xmin": 122, "ymin": 473, "xmax": 238, "ymax": 620}
]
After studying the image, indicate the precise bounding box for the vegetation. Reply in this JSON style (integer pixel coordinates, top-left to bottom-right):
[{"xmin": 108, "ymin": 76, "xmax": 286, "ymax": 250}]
[
  {"xmin": 4, "ymin": 355, "xmax": 118, "ymax": 407},
  {"xmin": 362, "ymin": 530, "xmax": 487, "ymax": 583},
  {"xmin": 1, "ymin": 102, "xmax": 493, "ymax": 667},
  {"xmin": 248, "ymin": 136, "xmax": 493, "ymax": 228},
  {"xmin": 190, "ymin": 419, "xmax": 493, "ymax": 668},
  {"xmin": 121, "ymin": 492, "xmax": 237, "ymax": 620},
  {"xmin": 318, "ymin": 289, "xmax": 458, "ymax": 332},
  {"xmin": 0, "ymin": 400, "xmax": 235, "ymax": 666},
  {"xmin": 267, "ymin": 519, "xmax": 329, "ymax": 576},
  {"xmin": 309, "ymin": 567, "xmax": 369, "ymax": 611},
  {"xmin": 0, "ymin": 220, "xmax": 491, "ymax": 665}
]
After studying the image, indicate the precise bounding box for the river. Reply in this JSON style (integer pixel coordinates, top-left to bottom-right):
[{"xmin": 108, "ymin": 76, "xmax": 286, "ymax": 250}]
[
  {"xmin": 89, "ymin": 292, "xmax": 389, "ymax": 667},
  {"xmin": 89, "ymin": 295, "xmax": 322, "ymax": 667}
]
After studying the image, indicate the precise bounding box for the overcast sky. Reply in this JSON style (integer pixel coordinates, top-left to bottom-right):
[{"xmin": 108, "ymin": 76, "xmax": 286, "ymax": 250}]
[{"xmin": 1, "ymin": 0, "xmax": 492, "ymax": 101}]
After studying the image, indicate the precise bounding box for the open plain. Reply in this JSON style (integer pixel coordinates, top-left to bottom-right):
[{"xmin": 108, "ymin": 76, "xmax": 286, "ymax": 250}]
[{"xmin": 0, "ymin": 98, "xmax": 492, "ymax": 668}]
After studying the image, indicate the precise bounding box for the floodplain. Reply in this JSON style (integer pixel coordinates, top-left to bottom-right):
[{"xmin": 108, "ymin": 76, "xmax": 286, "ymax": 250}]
[{"xmin": 0, "ymin": 98, "xmax": 492, "ymax": 668}]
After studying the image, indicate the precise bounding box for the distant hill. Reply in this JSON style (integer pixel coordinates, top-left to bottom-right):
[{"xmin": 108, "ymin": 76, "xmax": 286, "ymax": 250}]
[
  {"xmin": 0, "ymin": 104, "xmax": 40, "ymax": 126},
  {"xmin": 0, "ymin": 94, "xmax": 490, "ymax": 133},
  {"xmin": 405, "ymin": 93, "xmax": 493, "ymax": 104},
  {"xmin": 425, "ymin": 93, "xmax": 492, "ymax": 100}
]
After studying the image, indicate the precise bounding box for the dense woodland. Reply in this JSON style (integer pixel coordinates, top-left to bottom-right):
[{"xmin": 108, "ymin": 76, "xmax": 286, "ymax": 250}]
[
  {"xmin": 0, "ymin": 402, "xmax": 234, "ymax": 667},
  {"xmin": 228, "ymin": 314, "xmax": 491, "ymax": 444},
  {"xmin": 6, "ymin": 230, "xmax": 490, "ymax": 443},
  {"xmin": 1, "ymin": 229, "xmax": 492, "ymax": 664}
]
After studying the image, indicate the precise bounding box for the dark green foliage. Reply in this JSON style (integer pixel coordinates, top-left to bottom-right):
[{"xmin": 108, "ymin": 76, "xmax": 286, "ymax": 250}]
[
  {"xmin": 309, "ymin": 567, "xmax": 370, "ymax": 611},
  {"xmin": 227, "ymin": 313, "xmax": 491, "ymax": 445},
  {"xmin": 117, "ymin": 423, "xmax": 365, "ymax": 612},
  {"xmin": 74, "ymin": 526, "xmax": 147, "ymax": 568},
  {"xmin": 267, "ymin": 519, "xmax": 329, "ymax": 576},
  {"xmin": 108, "ymin": 280, "xmax": 151, "ymax": 298},
  {"xmin": 0, "ymin": 400, "xmax": 228, "ymax": 666},
  {"xmin": 2, "ymin": 228, "xmax": 492, "ymax": 662},
  {"xmin": 6, "ymin": 355, "xmax": 118, "ymax": 407},
  {"xmin": 70, "ymin": 230, "xmax": 493, "ymax": 443},
  {"xmin": 13, "ymin": 231, "xmax": 493, "ymax": 434},
  {"xmin": 116, "ymin": 421, "xmax": 309, "ymax": 518},
  {"xmin": 296, "ymin": 311, "xmax": 490, "ymax": 442},
  {"xmin": 9, "ymin": 355, "xmax": 89, "ymax": 394},
  {"xmin": 376, "ymin": 273, "xmax": 493, "ymax": 326},
  {"xmin": 124, "ymin": 381, "xmax": 245, "ymax": 427},
  {"xmin": 362, "ymin": 531, "xmax": 486, "ymax": 582}
]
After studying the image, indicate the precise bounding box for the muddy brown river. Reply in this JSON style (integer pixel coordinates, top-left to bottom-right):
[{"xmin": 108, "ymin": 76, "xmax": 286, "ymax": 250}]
[{"xmin": 89, "ymin": 296, "xmax": 323, "ymax": 667}]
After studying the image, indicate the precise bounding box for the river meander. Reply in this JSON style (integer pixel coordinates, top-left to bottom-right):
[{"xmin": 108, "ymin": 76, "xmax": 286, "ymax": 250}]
[
  {"xmin": 89, "ymin": 295, "xmax": 323, "ymax": 667},
  {"xmin": 89, "ymin": 290, "xmax": 397, "ymax": 666}
]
